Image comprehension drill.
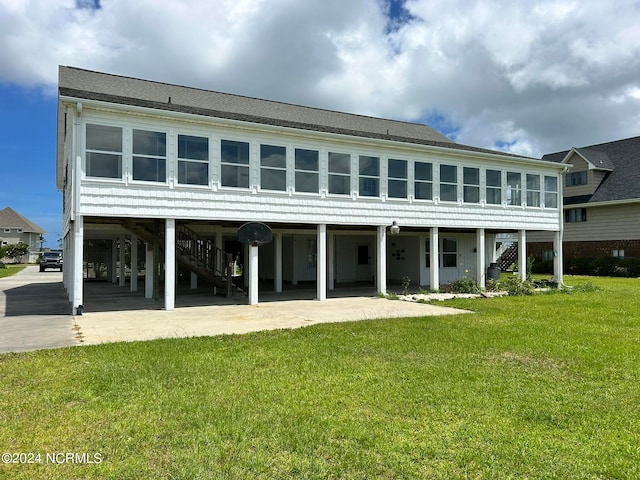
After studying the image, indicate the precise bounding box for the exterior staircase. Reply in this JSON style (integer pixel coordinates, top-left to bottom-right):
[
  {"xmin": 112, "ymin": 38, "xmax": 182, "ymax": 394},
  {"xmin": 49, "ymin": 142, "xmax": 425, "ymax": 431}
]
[
  {"xmin": 496, "ymin": 242, "xmax": 518, "ymax": 272},
  {"xmin": 124, "ymin": 221, "xmax": 240, "ymax": 297}
]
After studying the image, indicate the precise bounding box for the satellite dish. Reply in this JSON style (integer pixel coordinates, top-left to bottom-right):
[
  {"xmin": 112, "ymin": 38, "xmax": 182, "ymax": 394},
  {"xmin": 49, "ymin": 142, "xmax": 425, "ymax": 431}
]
[{"xmin": 238, "ymin": 222, "xmax": 273, "ymax": 246}]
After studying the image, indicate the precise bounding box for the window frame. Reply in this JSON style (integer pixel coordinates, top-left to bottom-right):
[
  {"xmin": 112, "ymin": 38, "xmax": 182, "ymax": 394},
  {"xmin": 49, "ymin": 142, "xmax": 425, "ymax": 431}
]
[
  {"xmin": 131, "ymin": 128, "xmax": 167, "ymax": 183},
  {"xmin": 260, "ymin": 144, "xmax": 287, "ymax": 192},
  {"xmin": 177, "ymin": 134, "xmax": 210, "ymax": 186},
  {"xmin": 328, "ymin": 151, "xmax": 351, "ymax": 196},
  {"xmin": 544, "ymin": 175, "xmax": 558, "ymax": 208},
  {"xmin": 220, "ymin": 139, "xmax": 250, "ymax": 189},
  {"xmin": 442, "ymin": 238, "xmax": 457, "ymax": 268},
  {"xmin": 526, "ymin": 174, "xmax": 541, "ymax": 207},
  {"xmin": 566, "ymin": 171, "xmax": 588, "ymax": 187},
  {"xmin": 294, "ymin": 148, "xmax": 319, "ymax": 194},
  {"xmin": 414, "ymin": 161, "xmax": 433, "ymax": 201},
  {"xmin": 387, "ymin": 158, "xmax": 408, "ymax": 199},
  {"xmin": 506, "ymin": 171, "xmax": 522, "ymax": 206},
  {"xmin": 565, "ymin": 208, "xmax": 587, "ymax": 223},
  {"xmin": 463, "ymin": 166, "xmax": 480, "ymax": 203},
  {"xmin": 358, "ymin": 155, "xmax": 380, "ymax": 197},
  {"xmin": 85, "ymin": 123, "xmax": 124, "ymax": 181},
  {"xmin": 486, "ymin": 169, "xmax": 502, "ymax": 205},
  {"xmin": 439, "ymin": 164, "xmax": 458, "ymax": 202}
]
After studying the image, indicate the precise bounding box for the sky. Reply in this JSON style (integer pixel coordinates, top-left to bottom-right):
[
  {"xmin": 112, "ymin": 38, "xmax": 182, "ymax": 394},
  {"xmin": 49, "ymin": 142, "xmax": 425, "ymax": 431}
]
[{"xmin": 1, "ymin": 0, "xmax": 639, "ymax": 248}]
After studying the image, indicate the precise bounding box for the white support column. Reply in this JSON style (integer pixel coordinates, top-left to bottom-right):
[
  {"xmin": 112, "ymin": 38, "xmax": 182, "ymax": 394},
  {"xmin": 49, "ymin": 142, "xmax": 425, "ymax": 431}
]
[
  {"xmin": 145, "ymin": 243, "xmax": 153, "ymax": 299},
  {"xmin": 118, "ymin": 237, "xmax": 126, "ymax": 287},
  {"xmin": 248, "ymin": 244, "xmax": 259, "ymax": 305},
  {"xmin": 419, "ymin": 234, "xmax": 427, "ymax": 287},
  {"xmin": 376, "ymin": 225, "xmax": 387, "ymax": 295},
  {"xmin": 430, "ymin": 227, "xmax": 440, "ymax": 291},
  {"xmin": 328, "ymin": 232, "xmax": 335, "ymax": 291},
  {"xmin": 164, "ymin": 218, "xmax": 176, "ymax": 311},
  {"xmin": 553, "ymin": 230, "xmax": 563, "ymax": 285},
  {"xmin": 476, "ymin": 228, "xmax": 486, "ymax": 289},
  {"xmin": 130, "ymin": 234, "xmax": 138, "ymax": 292},
  {"xmin": 72, "ymin": 216, "xmax": 84, "ymax": 315},
  {"xmin": 214, "ymin": 231, "xmax": 223, "ymax": 294},
  {"xmin": 317, "ymin": 224, "xmax": 327, "ymax": 301},
  {"xmin": 518, "ymin": 229, "xmax": 527, "ymax": 281},
  {"xmin": 111, "ymin": 239, "xmax": 117, "ymax": 283},
  {"xmin": 275, "ymin": 232, "xmax": 283, "ymax": 293}
]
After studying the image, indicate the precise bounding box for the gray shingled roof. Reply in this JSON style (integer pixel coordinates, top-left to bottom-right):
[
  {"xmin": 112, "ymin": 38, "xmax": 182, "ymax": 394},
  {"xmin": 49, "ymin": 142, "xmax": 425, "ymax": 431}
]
[
  {"xmin": 0, "ymin": 207, "xmax": 46, "ymax": 233},
  {"xmin": 543, "ymin": 136, "xmax": 640, "ymax": 203},
  {"xmin": 58, "ymin": 66, "xmax": 533, "ymax": 159}
]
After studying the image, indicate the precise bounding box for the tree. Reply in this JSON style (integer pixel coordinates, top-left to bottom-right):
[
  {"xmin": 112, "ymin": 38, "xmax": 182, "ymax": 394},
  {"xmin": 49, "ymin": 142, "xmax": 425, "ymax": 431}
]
[{"xmin": 4, "ymin": 243, "xmax": 29, "ymax": 263}]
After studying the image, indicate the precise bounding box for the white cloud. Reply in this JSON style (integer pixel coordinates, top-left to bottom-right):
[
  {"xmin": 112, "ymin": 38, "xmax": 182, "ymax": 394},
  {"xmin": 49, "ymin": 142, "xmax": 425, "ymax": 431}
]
[{"xmin": 1, "ymin": 0, "xmax": 640, "ymax": 156}]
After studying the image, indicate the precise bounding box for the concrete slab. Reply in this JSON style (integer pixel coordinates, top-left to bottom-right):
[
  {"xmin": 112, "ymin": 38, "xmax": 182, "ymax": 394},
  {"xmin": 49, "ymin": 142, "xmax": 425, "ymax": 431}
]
[{"xmin": 0, "ymin": 266, "xmax": 78, "ymax": 354}]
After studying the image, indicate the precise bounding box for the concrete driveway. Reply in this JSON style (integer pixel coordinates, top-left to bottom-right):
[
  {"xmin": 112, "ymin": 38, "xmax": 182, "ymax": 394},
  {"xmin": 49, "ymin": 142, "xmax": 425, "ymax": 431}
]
[{"xmin": 0, "ymin": 266, "xmax": 77, "ymax": 354}]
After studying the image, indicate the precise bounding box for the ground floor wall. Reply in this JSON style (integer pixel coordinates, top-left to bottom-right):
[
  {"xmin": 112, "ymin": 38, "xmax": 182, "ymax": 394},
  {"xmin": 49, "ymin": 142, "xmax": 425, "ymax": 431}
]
[{"xmin": 528, "ymin": 239, "xmax": 640, "ymax": 261}]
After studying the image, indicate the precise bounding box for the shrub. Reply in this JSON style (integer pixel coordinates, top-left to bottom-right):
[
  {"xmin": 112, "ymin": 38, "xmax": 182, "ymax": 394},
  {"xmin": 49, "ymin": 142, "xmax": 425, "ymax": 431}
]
[
  {"xmin": 448, "ymin": 277, "xmax": 481, "ymax": 294},
  {"xmin": 500, "ymin": 275, "xmax": 535, "ymax": 296},
  {"xmin": 531, "ymin": 259, "xmax": 553, "ymax": 274}
]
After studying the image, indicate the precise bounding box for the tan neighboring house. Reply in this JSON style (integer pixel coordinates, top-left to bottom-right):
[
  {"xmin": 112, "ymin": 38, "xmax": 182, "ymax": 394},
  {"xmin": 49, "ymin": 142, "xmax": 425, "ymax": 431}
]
[
  {"xmin": 528, "ymin": 136, "xmax": 640, "ymax": 263},
  {"xmin": 0, "ymin": 207, "xmax": 46, "ymax": 263}
]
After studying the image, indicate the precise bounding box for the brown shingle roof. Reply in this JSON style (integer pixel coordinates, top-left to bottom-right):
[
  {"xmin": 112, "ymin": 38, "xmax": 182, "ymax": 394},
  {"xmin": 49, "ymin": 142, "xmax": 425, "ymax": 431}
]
[{"xmin": 0, "ymin": 207, "xmax": 46, "ymax": 233}]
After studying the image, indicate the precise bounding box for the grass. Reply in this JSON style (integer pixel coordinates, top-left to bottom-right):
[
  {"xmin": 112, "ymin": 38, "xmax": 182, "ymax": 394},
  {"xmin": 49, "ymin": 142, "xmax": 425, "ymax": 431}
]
[
  {"xmin": 1, "ymin": 276, "xmax": 639, "ymax": 479},
  {"xmin": 0, "ymin": 264, "xmax": 27, "ymax": 279}
]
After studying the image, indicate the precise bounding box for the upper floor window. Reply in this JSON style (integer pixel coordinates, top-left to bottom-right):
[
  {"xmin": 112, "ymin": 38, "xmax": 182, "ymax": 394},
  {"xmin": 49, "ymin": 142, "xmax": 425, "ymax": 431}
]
[
  {"xmin": 566, "ymin": 171, "xmax": 587, "ymax": 186},
  {"xmin": 486, "ymin": 169, "xmax": 502, "ymax": 205},
  {"xmin": 261, "ymin": 144, "xmax": 287, "ymax": 191},
  {"xmin": 221, "ymin": 139, "xmax": 250, "ymax": 188},
  {"xmin": 526, "ymin": 174, "xmax": 541, "ymax": 207},
  {"xmin": 132, "ymin": 129, "xmax": 166, "ymax": 183},
  {"xmin": 328, "ymin": 152, "xmax": 351, "ymax": 195},
  {"xmin": 463, "ymin": 167, "xmax": 479, "ymax": 203},
  {"xmin": 86, "ymin": 124, "xmax": 123, "ymax": 179},
  {"xmin": 440, "ymin": 165, "xmax": 457, "ymax": 202},
  {"xmin": 565, "ymin": 208, "xmax": 587, "ymax": 223},
  {"xmin": 359, "ymin": 155, "xmax": 380, "ymax": 197},
  {"xmin": 544, "ymin": 176, "xmax": 558, "ymax": 208},
  {"xmin": 177, "ymin": 135, "xmax": 209, "ymax": 186},
  {"xmin": 414, "ymin": 161, "xmax": 433, "ymax": 200},
  {"xmin": 506, "ymin": 171, "xmax": 522, "ymax": 206},
  {"xmin": 388, "ymin": 159, "xmax": 407, "ymax": 199},
  {"xmin": 295, "ymin": 148, "xmax": 319, "ymax": 193}
]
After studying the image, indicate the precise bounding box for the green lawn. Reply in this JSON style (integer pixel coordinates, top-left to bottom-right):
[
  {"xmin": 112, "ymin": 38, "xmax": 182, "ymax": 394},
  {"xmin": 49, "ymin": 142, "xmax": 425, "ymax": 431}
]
[
  {"xmin": 0, "ymin": 264, "xmax": 26, "ymax": 279},
  {"xmin": 1, "ymin": 276, "xmax": 639, "ymax": 479}
]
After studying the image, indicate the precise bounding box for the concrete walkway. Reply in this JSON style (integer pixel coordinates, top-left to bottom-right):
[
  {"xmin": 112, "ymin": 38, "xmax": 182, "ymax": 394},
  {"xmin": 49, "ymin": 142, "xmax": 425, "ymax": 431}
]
[
  {"xmin": 1, "ymin": 266, "xmax": 470, "ymax": 352},
  {"xmin": 0, "ymin": 266, "xmax": 77, "ymax": 353}
]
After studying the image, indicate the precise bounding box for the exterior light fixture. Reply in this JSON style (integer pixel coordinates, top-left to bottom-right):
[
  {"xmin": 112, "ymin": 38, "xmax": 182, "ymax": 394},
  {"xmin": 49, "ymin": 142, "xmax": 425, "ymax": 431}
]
[{"xmin": 390, "ymin": 220, "xmax": 400, "ymax": 235}]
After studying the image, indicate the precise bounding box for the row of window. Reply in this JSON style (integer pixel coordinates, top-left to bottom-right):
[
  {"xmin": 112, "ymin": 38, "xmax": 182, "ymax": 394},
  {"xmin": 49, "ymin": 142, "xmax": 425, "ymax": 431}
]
[{"xmin": 85, "ymin": 124, "xmax": 559, "ymax": 207}]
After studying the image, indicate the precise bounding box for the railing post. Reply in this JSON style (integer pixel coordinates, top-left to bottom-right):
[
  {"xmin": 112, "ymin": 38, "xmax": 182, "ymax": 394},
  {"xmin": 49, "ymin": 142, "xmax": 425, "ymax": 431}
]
[{"xmin": 226, "ymin": 252, "xmax": 233, "ymax": 298}]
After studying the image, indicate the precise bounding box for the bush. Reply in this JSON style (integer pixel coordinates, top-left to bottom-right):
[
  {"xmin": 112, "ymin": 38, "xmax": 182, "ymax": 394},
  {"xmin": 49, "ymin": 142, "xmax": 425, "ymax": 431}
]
[
  {"xmin": 500, "ymin": 275, "xmax": 535, "ymax": 296},
  {"xmin": 531, "ymin": 259, "xmax": 553, "ymax": 274},
  {"xmin": 0, "ymin": 262, "xmax": 6, "ymax": 269},
  {"xmin": 448, "ymin": 277, "xmax": 481, "ymax": 294},
  {"xmin": 564, "ymin": 256, "xmax": 640, "ymax": 277}
]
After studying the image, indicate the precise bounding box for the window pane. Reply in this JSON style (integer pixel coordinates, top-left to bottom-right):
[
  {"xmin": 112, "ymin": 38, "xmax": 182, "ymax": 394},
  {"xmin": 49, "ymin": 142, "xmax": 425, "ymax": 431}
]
[
  {"xmin": 86, "ymin": 152, "xmax": 122, "ymax": 178},
  {"xmin": 329, "ymin": 175, "xmax": 350, "ymax": 195},
  {"xmin": 486, "ymin": 187, "xmax": 501, "ymax": 205},
  {"xmin": 464, "ymin": 186, "xmax": 480, "ymax": 203},
  {"xmin": 133, "ymin": 130, "xmax": 166, "ymax": 157},
  {"xmin": 527, "ymin": 191, "xmax": 540, "ymax": 207},
  {"xmin": 415, "ymin": 162, "xmax": 432, "ymax": 181},
  {"xmin": 388, "ymin": 179, "xmax": 407, "ymax": 198},
  {"xmin": 526, "ymin": 174, "xmax": 540, "ymax": 190},
  {"xmin": 486, "ymin": 169, "xmax": 501, "ymax": 187},
  {"xmin": 295, "ymin": 171, "xmax": 318, "ymax": 193},
  {"xmin": 261, "ymin": 169, "xmax": 286, "ymax": 191},
  {"xmin": 261, "ymin": 145, "xmax": 286, "ymax": 168},
  {"xmin": 507, "ymin": 172, "xmax": 521, "ymax": 188},
  {"xmin": 545, "ymin": 192, "xmax": 558, "ymax": 208},
  {"xmin": 388, "ymin": 159, "xmax": 407, "ymax": 179},
  {"xmin": 221, "ymin": 140, "xmax": 250, "ymax": 165},
  {"xmin": 87, "ymin": 124, "xmax": 122, "ymax": 152},
  {"xmin": 329, "ymin": 152, "xmax": 350, "ymax": 174},
  {"xmin": 415, "ymin": 182, "xmax": 432, "ymax": 200},
  {"xmin": 359, "ymin": 177, "xmax": 379, "ymax": 197},
  {"xmin": 440, "ymin": 184, "xmax": 457, "ymax": 202},
  {"xmin": 221, "ymin": 164, "xmax": 249, "ymax": 188},
  {"xmin": 178, "ymin": 160, "xmax": 208, "ymax": 185},
  {"xmin": 359, "ymin": 156, "xmax": 379, "ymax": 176},
  {"xmin": 295, "ymin": 149, "xmax": 318, "ymax": 171},
  {"xmin": 545, "ymin": 175, "xmax": 558, "ymax": 192},
  {"xmin": 463, "ymin": 167, "xmax": 479, "ymax": 185},
  {"xmin": 440, "ymin": 165, "xmax": 457, "ymax": 183},
  {"xmin": 178, "ymin": 135, "xmax": 208, "ymax": 160},
  {"xmin": 133, "ymin": 157, "xmax": 166, "ymax": 182}
]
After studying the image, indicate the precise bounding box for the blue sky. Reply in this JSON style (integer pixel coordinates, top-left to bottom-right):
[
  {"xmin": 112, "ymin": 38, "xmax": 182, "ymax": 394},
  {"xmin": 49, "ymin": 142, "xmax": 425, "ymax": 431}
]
[{"xmin": 1, "ymin": 0, "xmax": 639, "ymax": 248}]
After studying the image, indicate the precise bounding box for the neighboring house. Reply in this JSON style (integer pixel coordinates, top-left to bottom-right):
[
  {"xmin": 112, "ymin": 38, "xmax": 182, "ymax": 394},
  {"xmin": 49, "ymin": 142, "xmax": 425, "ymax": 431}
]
[
  {"xmin": 528, "ymin": 136, "xmax": 640, "ymax": 263},
  {"xmin": 0, "ymin": 207, "xmax": 46, "ymax": 263},
  {"xmin": 57, "ymin": 66, "xmax": 565, "ymax": 314}
]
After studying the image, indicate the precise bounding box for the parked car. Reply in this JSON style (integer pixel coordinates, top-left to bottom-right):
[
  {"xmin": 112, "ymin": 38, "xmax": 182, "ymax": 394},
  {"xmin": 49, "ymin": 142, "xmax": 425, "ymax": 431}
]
[{"xmin": 40, "ymin": 251, "xmax": 63, "ymax": 272}]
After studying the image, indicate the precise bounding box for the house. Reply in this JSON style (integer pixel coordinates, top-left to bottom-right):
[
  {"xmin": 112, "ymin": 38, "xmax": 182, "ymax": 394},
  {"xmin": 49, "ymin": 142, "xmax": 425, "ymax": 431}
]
[
  {"xmin": 56, "ymin": 66, "xmax": 565, "ymax": 315},
  {"xmin": 528, "ymin": 136, "xmax": 640, "ymax": 264},
  {"xmin": 0, "ymin": 207, "xmax": 45, "ymax": 263}
]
